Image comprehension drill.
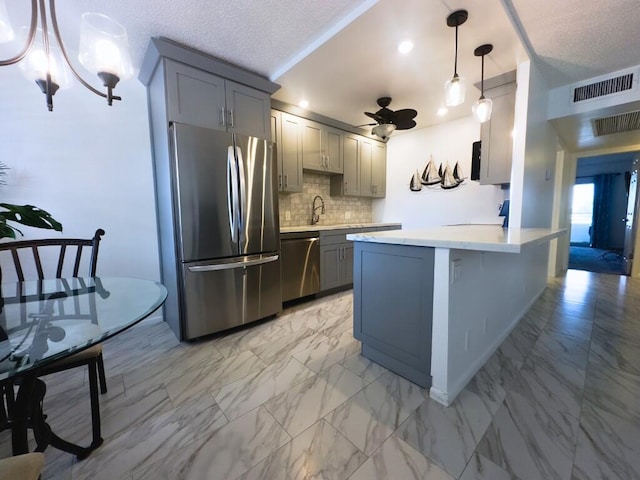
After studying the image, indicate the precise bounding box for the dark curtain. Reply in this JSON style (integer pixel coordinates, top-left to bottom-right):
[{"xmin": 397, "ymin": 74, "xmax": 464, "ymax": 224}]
[{"xmin": 591, "ymin": 173, "xmax": 615, "ymax": 248}]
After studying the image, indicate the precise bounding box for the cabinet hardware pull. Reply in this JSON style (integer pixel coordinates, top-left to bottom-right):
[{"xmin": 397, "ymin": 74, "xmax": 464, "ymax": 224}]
[
  {"xmin": 229, "ymin": 109, "xmax": 234, "ymax": 128},
  {"xmin": 284, "ymin": 174, "xmax": 288, "ymax": 188},
  {"xmin": 279, "ymin": 174, "xmax": 282, "ymax": 189},
  {"xmin": 220, "ymin": 107, "xmax": 226, "ymax": 126}
]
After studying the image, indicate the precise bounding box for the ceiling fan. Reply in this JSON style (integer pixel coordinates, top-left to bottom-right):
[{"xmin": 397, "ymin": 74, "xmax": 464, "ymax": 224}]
[{"xmin": 360, "ymin": 97, "xmax": 418, "ymax": 140}]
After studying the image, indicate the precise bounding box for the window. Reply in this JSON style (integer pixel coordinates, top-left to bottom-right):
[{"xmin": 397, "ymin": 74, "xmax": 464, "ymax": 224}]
[{"xmin": 570, "ymin": 183, "xmax": 594, "ymax": 245}]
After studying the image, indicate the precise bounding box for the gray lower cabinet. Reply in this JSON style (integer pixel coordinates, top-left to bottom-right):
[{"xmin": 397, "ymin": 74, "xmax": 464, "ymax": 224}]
[
  {"xmin": 480, "ymin": 81, "xmax": 516, "ymax": 185},
  {"xmin": 271, "ymin": 110, "xmax": 303, "ymax": 193},
  {"xmin": 166, "ymin": 59, "xmax": 271, "ymax": 140},
  {"xmin": 320, "ymin": 240, "xmax": 353, "ymax": 291},
  {"xmin": 352, "ymin": 242, "xmax": 434, "ymax": 388}
]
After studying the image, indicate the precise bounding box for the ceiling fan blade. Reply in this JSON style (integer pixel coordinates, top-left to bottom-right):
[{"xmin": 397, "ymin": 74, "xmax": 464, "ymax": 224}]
[
  {"xmin": 393, "ymin": 108, "xmax": 418, "ymax": 120},
  {"xmin": 393, "ymin": 119, "xmax": 417, "ymax": 130},
  {"xmin": 356, "ymin": 123, "xmax": 377, "ymax": 127}
]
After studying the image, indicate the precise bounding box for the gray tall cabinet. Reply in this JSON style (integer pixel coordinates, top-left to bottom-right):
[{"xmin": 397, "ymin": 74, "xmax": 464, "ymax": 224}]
[{"xmin": 139, "ymin": 37, "xmax": 280, "ymax": 339}]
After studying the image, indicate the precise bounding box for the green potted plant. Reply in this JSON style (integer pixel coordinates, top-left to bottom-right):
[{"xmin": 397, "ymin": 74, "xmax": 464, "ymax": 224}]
[{"xmin": 0, "ymin": 161, "xmax": 62, "ymax": 240}]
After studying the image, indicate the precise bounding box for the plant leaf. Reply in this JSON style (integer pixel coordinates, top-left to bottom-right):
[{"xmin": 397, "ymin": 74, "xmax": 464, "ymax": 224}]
[{"xmin": 0, "ymin": 204, "xmax": 62, "ymax": 239}]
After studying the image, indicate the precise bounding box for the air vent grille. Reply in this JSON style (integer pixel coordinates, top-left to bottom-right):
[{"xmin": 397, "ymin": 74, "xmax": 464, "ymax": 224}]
[
  {"xmin": 573, "ymin": 73, "xmax": 634, "ymax": 102},
  {"xmin": 592, "ymin": 111, "xmax": 640, "ymax": 137}
]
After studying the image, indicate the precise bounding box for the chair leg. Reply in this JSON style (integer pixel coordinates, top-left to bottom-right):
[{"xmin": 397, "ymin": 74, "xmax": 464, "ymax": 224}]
[
  {"xmin": 87, "ymin": 360, "xmax": 103, "ymax": 451},
  {"xmin": 97, "ymin": 352, "xmax": 107, "ymax": 394}
]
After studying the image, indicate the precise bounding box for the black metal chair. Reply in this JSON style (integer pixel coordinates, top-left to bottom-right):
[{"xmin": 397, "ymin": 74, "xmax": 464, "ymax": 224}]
[{"xmin": 0, "ymin": 229, "xmax": 107, "ymax": 452}]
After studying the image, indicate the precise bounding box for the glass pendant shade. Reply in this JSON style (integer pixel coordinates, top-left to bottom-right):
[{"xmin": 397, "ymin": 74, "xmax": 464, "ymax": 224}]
[
  {"xmin": 79, "ymin": 13, "xmax": 133, "ymax": 80},
  {"xmin": 0, "ymin": 0, "xmax": 14, "ymax": 43},
  {"xmin": 472, "ymin": 97, "xmax": 493, "ymax": 123},
  {"xmin": 445, "ymin": 75, "xmax": 466, "ymax": 106},
  {"xmin": 18, "ymin": 28, "xmax": 73, "ymax": 89}
]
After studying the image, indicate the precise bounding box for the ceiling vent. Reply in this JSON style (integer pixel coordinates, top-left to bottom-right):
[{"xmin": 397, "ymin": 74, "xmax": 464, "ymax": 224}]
[
  {"xmin": 592, "ymin": 110, "xmax": 640, "ymax": 137},
  {"xmin": 573, "ymin": 73, "xmax": 634, "ymax": 103}
]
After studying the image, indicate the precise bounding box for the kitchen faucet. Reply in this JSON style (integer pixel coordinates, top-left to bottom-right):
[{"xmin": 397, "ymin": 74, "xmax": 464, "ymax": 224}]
[{"xmin": 311, "ymin": 195, "xmax": 325, "ymax": 225}]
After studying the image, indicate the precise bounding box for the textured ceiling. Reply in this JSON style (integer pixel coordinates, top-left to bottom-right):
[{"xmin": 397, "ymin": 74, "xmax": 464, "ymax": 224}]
[
  {"xmin": 2, "ymin": 0, "xmax": 640, "ymax": 150},
  {"xmin": 506, "ymin": 0, "xmax": 640, "ymax": 88}
]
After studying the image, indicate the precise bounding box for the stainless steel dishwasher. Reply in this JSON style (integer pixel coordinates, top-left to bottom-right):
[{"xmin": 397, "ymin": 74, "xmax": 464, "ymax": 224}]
[{"xmin": 280, "ymin": 232, "xmax": 320, "ymax": 302}]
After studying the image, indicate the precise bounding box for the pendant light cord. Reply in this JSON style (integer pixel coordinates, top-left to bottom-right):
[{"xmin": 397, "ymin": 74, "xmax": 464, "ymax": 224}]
[
  {"xmin": 453, "ymin": 25, "xmax": 459, "ymax": 76},
  {"xmin": 480, "ymin": 54, "xmax": 485, "ymax": 99}
]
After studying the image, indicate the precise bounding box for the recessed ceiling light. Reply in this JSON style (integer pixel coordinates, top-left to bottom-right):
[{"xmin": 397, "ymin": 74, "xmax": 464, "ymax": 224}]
[
  {"xmin": 299, "ymin": 99, "xmax": 309, "ymax": 109},
  {"xmin": 398, "ymin": 40, "xmax": 414, "ymax": 55},
  {"xmin": 437, "ymin": 107, "xmax": 448, "ymax": 117}
]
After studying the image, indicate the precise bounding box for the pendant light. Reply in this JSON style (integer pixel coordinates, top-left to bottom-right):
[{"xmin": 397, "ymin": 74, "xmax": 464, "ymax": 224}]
[
  {"xmin": 444, "ymin": 9, "xmax": 468, "ymax": 107},
  {"xmin": 472, "ymin": 44, "xmax": 493, "ymax": 123}
]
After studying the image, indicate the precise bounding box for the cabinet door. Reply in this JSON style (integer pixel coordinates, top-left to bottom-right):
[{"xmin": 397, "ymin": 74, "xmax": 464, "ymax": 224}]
[
  {"xmin": 225, "ymin": 80, "xmax": 271, "ymax": 139},
  {"xmin": 342, "ymin": 243, "xmax": 354, "ymax": 284},
  {"xmin": 480, "ymin": 82, "xmax": 516, "ymax": 185},
  {"xmin": 270, "ymin": 110, "xmax": 285, "ymax": 191},
  {"xmin": 320, "ymin": 244, "xmax": 342, "ymax": 291},
  {"xmin": 371, "ymin": 142, "xmax": 386, "ymax": 198},
  {"xmin": 359, "ymin": 137, "xmax": 374, "ymax": 197},
  {"xmin": 165, "ymin": 60, "xmax": 226, "ymax": 131},
  {"xmin": 301, "ymin": 119, "xmax": 325, "ymax": 171},
  {"xmin": 324, "ymin": 126, "xmax": 343, "ymax": 173},
  {"xmin": 342, "ymin": 134, "xmax": 360, "ymax": 196},
  {"xmin": 280, "ymin": 112, "xmax": 304, "ymax": 192}
]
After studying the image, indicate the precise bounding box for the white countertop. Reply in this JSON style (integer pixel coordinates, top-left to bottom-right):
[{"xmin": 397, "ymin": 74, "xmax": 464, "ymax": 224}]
[
  {"xmin": 346, "ymin": 225, "xmax": 566, "ymax": 253},
  {"xmin": 280, "ymin": 222, "xmax": 401, "ymax": 234}
]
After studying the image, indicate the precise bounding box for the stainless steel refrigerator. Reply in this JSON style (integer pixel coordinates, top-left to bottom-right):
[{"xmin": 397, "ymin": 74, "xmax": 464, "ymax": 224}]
[{"xmin": 155, "ymin": 122, "xmax": 281, "ymax": 340}]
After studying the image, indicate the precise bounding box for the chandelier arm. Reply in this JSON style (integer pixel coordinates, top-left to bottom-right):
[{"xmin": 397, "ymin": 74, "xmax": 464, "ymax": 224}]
[
  {"xmin": 48, "ymin": 0, "xmax": 108, "ymax": 99},
  {"xmin": 0, "ymin": 0, "xmax": 39, "ymax": 66}
]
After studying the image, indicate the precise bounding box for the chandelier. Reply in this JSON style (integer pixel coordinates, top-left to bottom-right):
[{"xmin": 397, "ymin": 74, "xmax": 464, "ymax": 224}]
[{"xmin": 0, "ymin": 0, "xmax": 133, "ymax": 111}]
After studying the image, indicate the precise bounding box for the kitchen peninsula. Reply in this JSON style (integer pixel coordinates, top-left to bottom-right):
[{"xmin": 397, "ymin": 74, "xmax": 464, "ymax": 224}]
[{"xmin": 347, "ymin": 225, "xmax": 565, "ymax": 406}]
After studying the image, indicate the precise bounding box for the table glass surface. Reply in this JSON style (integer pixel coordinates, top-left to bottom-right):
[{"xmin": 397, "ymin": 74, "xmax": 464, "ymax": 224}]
[{"xmin": 0, "ymin": 277, "xmax": 167, "ymax": 381}]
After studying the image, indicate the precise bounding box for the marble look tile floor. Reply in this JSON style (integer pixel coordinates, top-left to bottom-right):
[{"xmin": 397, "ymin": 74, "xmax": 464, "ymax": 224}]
[{"xmin": 2, "ymin": 269, "xmax": 640, "ymax": 479}]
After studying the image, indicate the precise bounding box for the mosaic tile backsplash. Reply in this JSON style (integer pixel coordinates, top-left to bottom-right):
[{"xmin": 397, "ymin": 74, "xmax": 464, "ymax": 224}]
[{"xmin": 278, "ymin": 173, "xmax": 372, "ymax": 227}]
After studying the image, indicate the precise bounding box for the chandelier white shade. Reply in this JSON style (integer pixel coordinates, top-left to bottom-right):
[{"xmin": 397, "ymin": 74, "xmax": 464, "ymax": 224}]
[
  {"xmin": 372, "ymin": 123, "xmax": 396, "ymax": 139},
  {"xmin": 0, "ymin": 0, "xmax": 132, "ymax": 111},
  {"xmin": 0, "ymin": 0, "xmax": 13, "ymax": 42},
  {"xmin": 79, "ymin": 13, "xmax": 133, "ymax": 80}
]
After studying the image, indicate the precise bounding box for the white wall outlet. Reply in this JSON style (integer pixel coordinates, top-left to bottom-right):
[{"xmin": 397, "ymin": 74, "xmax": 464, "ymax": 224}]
[
  {"xmin": 345, "ymin": 211, "xmax": 351, "ymax": 220},
  {"xmin": 285, "ymin": 210, "xmax": 291, "ymax": 221}
]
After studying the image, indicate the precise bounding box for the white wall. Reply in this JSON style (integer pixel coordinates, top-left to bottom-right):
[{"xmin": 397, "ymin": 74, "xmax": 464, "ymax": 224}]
[
  {"xmin": 0, "ymin": 68, "xmax": 160, "ymax": 282},
  {"xmin": 512, "ymin": 60, "xmax": 558, "ymax": 229},
  {"xmin": 373, "ymin": 116, "xmax": 506, "ymax": 228}
]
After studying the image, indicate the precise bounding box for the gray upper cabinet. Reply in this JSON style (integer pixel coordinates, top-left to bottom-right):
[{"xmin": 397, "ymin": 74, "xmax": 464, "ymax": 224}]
[
  {"xmin": 371, "ymin": 142, "xmax": 387, "ymax": 198},
  {"xmin": 301, "ymin": 119, "xmax": 343, "ymax": 174},
  {"xmin": 272, "ymin": 110, "xmax": 303, "ymax": 193},
  {"xmin": 331, "ymin": 133, "xmax": 360, "ymax": 196},
  {"xmin": 480, "ymin": 81, "xmax": 516, "ymax": 185},
  {"xmin": 225, "ymin": 81, "xmax": 271, "ymax": 139},
  {"xmin": 332, "ymin": 132, "xmax": 386, "ymax": 198},
  {"xmin": 165, "ymin": 59, "xmax": 271, "ymax": 140}
]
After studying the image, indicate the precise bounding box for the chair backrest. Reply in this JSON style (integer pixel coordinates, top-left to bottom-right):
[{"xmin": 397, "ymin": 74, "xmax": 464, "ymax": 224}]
[{"xmin": 0, "ymin": 229, "xmax": 105, "ymax": 284}]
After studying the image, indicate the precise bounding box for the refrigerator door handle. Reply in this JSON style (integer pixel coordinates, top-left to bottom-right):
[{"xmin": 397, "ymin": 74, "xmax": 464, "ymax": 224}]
[
  {"xmin": 236, "ymin": 146, "xmax": 247, "ymax": 245},
  {"xmin": 227, "ymin": 146, "xmax": 239, "ymax": 243},
  {"xmin": 188, "ymin": 254, "xmax": 279, "ymax": 272}
]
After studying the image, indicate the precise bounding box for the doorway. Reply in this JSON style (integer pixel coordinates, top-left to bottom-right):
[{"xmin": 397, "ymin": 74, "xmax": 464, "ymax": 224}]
[{"xmin": 568, "ymin": 153, "xmax": 636, "ymax": 275}]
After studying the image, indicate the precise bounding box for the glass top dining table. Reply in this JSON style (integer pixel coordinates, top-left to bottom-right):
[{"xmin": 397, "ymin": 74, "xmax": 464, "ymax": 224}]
[{"xmin": 0, "ymin": 276, "xmax": 168, "ymax": 382}]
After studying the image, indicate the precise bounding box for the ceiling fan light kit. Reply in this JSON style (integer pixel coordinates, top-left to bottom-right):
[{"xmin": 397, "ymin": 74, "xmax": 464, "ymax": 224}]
[
  {"xmin": 362, "ymin": 97, "xmax": 417, "ymax": 140},
  {"xmin": 473, "ymin": 43, "xmax": 494, "ymax": 123},
  {"xmin": 0, "ymin": 0, "xmax": 133, "ymax": 111},
  {"xmin": 444, "ymin": 9, "xmax": 468, "ymax": 107}
]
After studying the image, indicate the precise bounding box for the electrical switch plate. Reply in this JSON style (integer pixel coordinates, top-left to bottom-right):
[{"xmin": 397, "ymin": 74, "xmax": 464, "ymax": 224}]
[{"xmin": 450, "ymin": 259, "xmax": 462, "ymax": 284}]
